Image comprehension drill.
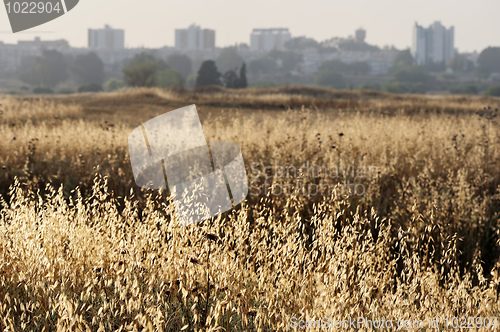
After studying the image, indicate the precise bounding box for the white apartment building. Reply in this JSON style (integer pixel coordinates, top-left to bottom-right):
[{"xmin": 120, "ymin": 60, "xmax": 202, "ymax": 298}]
[
  {"xmin": 412, "ymin": 21, "xmax": 454, "ymax": 65},
  {"xmin": 250, "ymin": 28, "xmax": 291, "ymax": 52},
  {"xmin": 88, "ymin": 25, "xmax": 125, "ymax": 50},
  {"xmin": 175, "ymin": 24, "xmax": 216, "ymax": 51}
]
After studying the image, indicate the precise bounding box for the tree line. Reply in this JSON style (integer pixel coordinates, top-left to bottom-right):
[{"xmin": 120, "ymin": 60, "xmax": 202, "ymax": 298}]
[
  {"xmin": 14, "ymin": 45, "xmax": 500, "ymax": 95},
  {"xmin": 122, "ymin": 53, "xmax": 247, "ymax": 89},
  {"xmin": 17, "ymin": 50, "xmax": 248, "ymax": 92}
]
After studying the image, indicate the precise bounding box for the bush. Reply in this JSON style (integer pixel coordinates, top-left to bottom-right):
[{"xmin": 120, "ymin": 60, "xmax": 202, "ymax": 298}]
[
  {"xmin": 249, "ymin": 57, "xmax": 278, "ymax": 75},
  {"xmin": 393, "ymin": 66, "xmax": 431, "ymax": 84},
  {"xmin": 484, "ymin": 85, "xmax": 500, "ymax": 97},
  {"xmin": 359, "ymin": 82, "xmax": 381, "ymax": 91},
  {"xmin": 384, "ymin": 82, "xmax": 407, "ymax": 93},
  {"xmin": 122, "ymin": 53, "xmax": 166, "ymax": 87},
  {"xmin": 318, "ymin": 60, "xmax": 371, "ymax": 76},
  {"xmin": 448, "ymin": 85, "xmax": 478, "ymax": 95},
  {"xmin": 155, "ymin": 68, "xmax": 183, "ymax": 88},
  {"xmin": 57, "ymin": 88, "xmax": 75, "ymax": 95},
  {"xmin": 314, "ymin": 71, "xmax": 345, "ymax": 88},
  {"xmin": 71, "ymin": 52, "xmax": 104, "ymax": 85},
  {"xmin": 250, "ymin": 81, "xmax": 277, "ymax": 88},
  {"xmin": 185, "ymin": 73, "xmax": 197, "ymax": 88},
  {"xmin": 32, "ymin": 87, "xmax": 54, "ymax": 94},
  {"xmin": 105, "ymin": 78, "xmax": 125, "ymax": 92},
  {"xmin": 462, "ymin": 85, "xmax": 478, "ymax": 94},
  {"xmin": 477, "ymin": 47, "xmax": 500, "ymax": 74},
  {"xmin": 78, "ymin": 83, "xmax": 103, "ymax": 93},
  {"xmin": 384, "ymin": 82, "xmax": 427, "ymax": 94},
  {"xmin": 166, "ymin": 54, "xmax": 192, "ymax": 79},
  {"xmin": 440, "ymin": 72, "xmax": 457, "ymax": 81}
]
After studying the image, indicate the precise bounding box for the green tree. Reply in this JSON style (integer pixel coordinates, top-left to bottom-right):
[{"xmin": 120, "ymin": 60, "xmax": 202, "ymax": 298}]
[
  {"xmin": 196, "ymin": 60, "xmax": 221, "ymax": 87},
  {"xmin": 105, "ymin": 78, "xmax": 125, "ymax": 92},
  {"xmin": 78, "ymin": 83, "xmax": 103, "ymax": 93},
  {"xmin": 19, "ymin": 56, "xmax": 40, "ymax": 86},
  {"xmin": 223, "ymin": 69, "xmax": 239, "ymax": 88},
  {"xmin": 238, "ymin": 63, "xmax": 248, "ymax": 88},
  {"xmin": 319, "ymin": 60, "xmax": 370, "ymax": 76},
  {"xmin": 348, "ymin": 62, "xmax": 371, "ymax": 75},
  {"xmin": 186, "ymin": 73, "xmax": 197, "ymax": 88},
  {"xmin": 192, "ymin": 55, "xmax": 204, "ymax": 73},
  {"xmin": 222, "ymin": 63, "xmax": 247, "ymax": 89},
  {"xmin": 337, "ymin": 39, "xmax": 379, "ymax": 52},
  {"xmin": 19, "ymin": 50, "xmax": 68, "ymax": 87},
  {"xmin": 477, "ymin": 47, "xmax": 500, "ymax": 74},
  {"xmin": 384, "ymin": 82, "xmax": 426, "ymax": 94},
  {"xmin": 485, "ymin": 85, "xmax": 500, "ymax": 97},
  {"xmin": 122, "ymin": 53, "xmax": 166, "ymax": 87},
  {"xmin": 447, "ymin": 54, "xmax": 474, "ymax": 73},
  {"xmin": 315, "ymin": 71, "xmax": 345, "ymax": 88},
  {"xmin": 393, "ymin": 66, "xmax": 430, "ymax": 84},
  {"xmin": 71, "ymin": 52, "xmax": 104, "ymax": 85},
  {"xmin": 318, "ymin": 60, "xmax": 348, "ymax": 74},
  {"xmin": 268, "ymin": 50, "xmax": 302, "ymax": 72},
  {"xmin": 448, "ymin": 85, "xmax": 478, "ymax": 95},
  {"xmin": 249, "ymin": 57, "xmax": 278, "ymax": 75},
  {"xmin": 285, "ymin": 36, "xmax": 319, "ymax": 51},
  {"xmin": 156, "ymin": 68, "xmax": 184, "ymax": 88},
  {"xmin": 425, "ymin": 61, "xmax": 446, "ymax": 73},
  {"xmin": 216, "ymin": 48, "xmax": 244, "ymax": 73},
  {"xmin": 393, "ymin": 50, "xmax": 414, "ymax": 67},
  {"xmin": 166, "ymin": 54, "xmax": 192, "ymax": 79},
  {"xmin": 360, "ymin": 82, "xmax": 381, "ymax": 91}
]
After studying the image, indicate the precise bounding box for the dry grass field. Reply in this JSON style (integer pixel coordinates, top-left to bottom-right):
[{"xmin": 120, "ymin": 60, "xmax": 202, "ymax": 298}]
[{"xmin": 0, "ymin": 86, "xmax": 500, "ymax": 331}]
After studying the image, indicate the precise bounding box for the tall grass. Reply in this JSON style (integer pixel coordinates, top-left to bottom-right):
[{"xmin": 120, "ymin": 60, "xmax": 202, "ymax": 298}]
[{"xmin": 0, "ymin": 88, "xmax": 499, "ymax": 330}]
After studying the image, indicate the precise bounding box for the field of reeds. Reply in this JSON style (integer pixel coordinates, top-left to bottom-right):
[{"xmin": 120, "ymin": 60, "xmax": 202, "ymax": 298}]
[{"xmin": 0, "ymin": 86, "xmax": 500, "ymax": 331}]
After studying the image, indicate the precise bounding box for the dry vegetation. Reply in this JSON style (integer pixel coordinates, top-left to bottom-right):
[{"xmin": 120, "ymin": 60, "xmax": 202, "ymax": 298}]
[{"xmin": 0, "ymin": 87, "xmax": 500, "ymax": 331}]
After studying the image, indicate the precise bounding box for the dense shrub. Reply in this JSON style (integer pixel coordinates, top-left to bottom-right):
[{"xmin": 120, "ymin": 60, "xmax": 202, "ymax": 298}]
[
  {"xmin": 485, "ymin": 85, "xmax": 500, "ymax": 97},
  {"xmin": 78, "ymin": 83, "xmax": 103, "ymax": 93},
  {"xmin": 32, "ymin": 86, "xmax": 54, "ymax": 94},
  {"xmin": 105, "ymin": 78, "xmax": 125, "ymax": 92},
  {"xmin": 448, "ymin": 85, "xmax": 478, "ymax": 95},
  {"xmin": 384, "ymin": 82, "xmax": 427, "ymax": 94},
  {"xmin": 315, "ymin": 71, "xmax": 345, "ymax": 88}
]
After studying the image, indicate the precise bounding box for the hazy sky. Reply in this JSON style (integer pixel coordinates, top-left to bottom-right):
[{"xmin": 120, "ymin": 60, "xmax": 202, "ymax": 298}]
[{"xmin": 0, "ymin": 0, "xmax": 499, "ymax": 52}]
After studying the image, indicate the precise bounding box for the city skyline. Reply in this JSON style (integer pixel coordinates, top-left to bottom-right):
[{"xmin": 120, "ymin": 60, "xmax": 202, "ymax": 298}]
[{"xmin": 0, "ymin": 0, "xmax": 499, "ymax": 52}]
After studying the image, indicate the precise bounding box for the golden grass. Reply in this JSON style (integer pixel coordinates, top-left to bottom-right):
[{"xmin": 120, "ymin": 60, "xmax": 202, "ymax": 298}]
[{"xmin": 0, "ymin": 87, "xmax": 499, "ymax": 331}]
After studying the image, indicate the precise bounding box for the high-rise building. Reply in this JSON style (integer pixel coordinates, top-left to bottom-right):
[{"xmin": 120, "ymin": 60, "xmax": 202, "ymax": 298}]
[
  {"xmin": 175, "ymin": 24, "xmax": 216, "ymax": 50},
  {"xmin": 88, "ymin": 25, "xmax": 125, "ymax": 50},
  {"xmin": 202, "ymin": 29, "xmax": 216, "ymax": 50},
  {"xmin": 412, "ymin": 21, "xmax": 454, "ymax": 66},
  {"xmin": 250, "ymin": 28, "xmax": 291, "ymax": 52}
]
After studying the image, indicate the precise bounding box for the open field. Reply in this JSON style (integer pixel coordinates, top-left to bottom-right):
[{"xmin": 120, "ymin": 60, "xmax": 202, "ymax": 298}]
[{"xmin": 0, "ymin": 87, "xmax": 500, "ymax": 331}]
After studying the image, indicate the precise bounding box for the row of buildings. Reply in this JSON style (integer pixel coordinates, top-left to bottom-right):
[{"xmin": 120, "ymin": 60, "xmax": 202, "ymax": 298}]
[
  {"xmin": 0, "ymin": 22, "xmax": 461, "ymax": 78},
  {"xmin": 172, "ymin": 25, "xmax": 292, "ymax": 53},
  {"xmin": 84, "ymin": 22, "xmax": 458, "ymax": 68},
  {"xmin": 172, "ymin": 21, "xmax": 458, "ymax": 69}
]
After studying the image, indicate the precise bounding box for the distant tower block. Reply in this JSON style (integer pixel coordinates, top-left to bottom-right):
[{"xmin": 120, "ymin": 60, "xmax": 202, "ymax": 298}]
[{"xmin": 355, "ymin": 28, "xmax": 366, "ymax": 43}]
